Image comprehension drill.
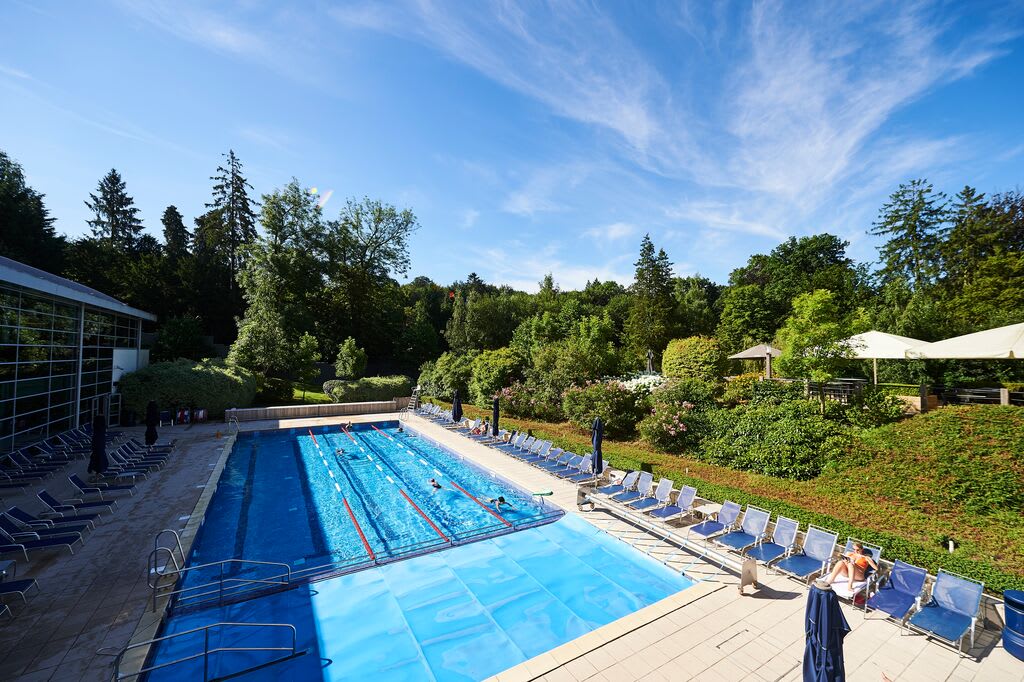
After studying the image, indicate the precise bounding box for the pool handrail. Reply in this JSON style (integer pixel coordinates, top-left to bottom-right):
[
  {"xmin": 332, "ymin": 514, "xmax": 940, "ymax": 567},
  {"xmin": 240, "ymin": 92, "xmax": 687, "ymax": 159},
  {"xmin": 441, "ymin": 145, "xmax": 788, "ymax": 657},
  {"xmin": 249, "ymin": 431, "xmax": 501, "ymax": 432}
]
[{"xmin": 110, "ymin": 621, "xmax": 303, "ymax": 681}]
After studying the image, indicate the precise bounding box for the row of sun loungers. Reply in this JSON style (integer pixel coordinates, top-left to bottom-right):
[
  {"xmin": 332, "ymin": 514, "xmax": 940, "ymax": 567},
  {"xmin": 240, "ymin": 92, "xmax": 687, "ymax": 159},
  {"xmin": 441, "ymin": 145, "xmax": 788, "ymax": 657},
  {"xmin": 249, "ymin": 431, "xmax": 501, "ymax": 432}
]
[
  {"xmin": 0, "ymin": 427, "xmax": 177, "ymax": 618},
  {"xmin": 415, "ymin": 403, "xmax": 986, "ymax": 656},
  {"xmin": 588, "ymin": 470, "xmax": 985, "ymax": 656}
]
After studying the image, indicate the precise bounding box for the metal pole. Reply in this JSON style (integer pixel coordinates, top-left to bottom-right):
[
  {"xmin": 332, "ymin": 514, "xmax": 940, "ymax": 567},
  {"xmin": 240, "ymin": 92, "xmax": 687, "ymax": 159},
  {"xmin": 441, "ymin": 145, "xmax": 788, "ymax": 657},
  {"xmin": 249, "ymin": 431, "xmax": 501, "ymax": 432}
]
[
  {"xmin": 873, "ymin": 358, "xmax": 878, "ymax": 385},
  {"xmin": 765, "ymin": 352, "xmax": 772, "ymax": 379},
  {"xmin": 203, "ymin": 628, "xmax": 209, "ymax": 682},
  {"xmin": 73, "ymin": 303, "xmax": 84, "ymax": 428}
]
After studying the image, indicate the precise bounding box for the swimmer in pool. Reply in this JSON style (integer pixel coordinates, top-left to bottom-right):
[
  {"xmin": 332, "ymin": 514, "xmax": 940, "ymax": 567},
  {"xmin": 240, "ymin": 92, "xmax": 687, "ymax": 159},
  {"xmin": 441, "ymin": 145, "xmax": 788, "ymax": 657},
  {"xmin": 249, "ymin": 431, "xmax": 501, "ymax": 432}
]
[
  {"xmin": 489, "ymin": 496, "xmax": 513, "ymax": 511},
  {"xmin": 335, "ymin": 447, "xmax": 344, "ymax": 455},
  {"xmin": 397, "ymin": 424, "xmax": 404, "ymax": 433},
  {"xmin": 429, "ymin": 478, "xmax": 442, "ymax": 489}
]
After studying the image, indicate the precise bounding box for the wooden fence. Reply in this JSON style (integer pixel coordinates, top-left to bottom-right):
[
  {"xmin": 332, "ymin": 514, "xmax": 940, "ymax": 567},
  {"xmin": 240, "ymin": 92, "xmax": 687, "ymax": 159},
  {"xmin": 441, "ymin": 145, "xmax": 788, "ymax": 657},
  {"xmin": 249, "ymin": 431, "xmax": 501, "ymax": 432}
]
[{"xmin": 226, "ymin": 397, "xmax": 411, "ymax": 422}]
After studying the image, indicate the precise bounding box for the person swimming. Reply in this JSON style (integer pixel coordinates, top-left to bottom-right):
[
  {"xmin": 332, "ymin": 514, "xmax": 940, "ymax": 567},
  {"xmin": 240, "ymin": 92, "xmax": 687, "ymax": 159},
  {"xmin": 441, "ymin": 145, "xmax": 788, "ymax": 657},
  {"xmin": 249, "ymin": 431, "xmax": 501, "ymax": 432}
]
[
  {"xmin": 489, "ymin": 495, "xmax": 513, "ymax": 511},
  {"xmin": 335, "ymin": 447, "xmax": 345, "ymax": 455},
  {"xmin": 429, "ymin": 478, "xmax": 442, "ymax": 489}
]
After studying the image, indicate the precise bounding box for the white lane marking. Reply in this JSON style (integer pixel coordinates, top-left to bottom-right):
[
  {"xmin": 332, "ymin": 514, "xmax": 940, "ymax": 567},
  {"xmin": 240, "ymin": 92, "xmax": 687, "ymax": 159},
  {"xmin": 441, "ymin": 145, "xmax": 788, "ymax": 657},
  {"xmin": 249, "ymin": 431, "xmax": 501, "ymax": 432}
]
[
  {"xmin": 386, "ymin": 476, "xmax": 394, "ymax": 484},
  {"xmin": 328, "ymin": 470, "xmax": 334, "ymax": 479},
  {"xmin": 433, "ymin": 469, "xmax": 442, "ymax": 477},
  {"xmin": 334, "ymin": 483, "xmax": 341, "ymax": 492},
  {"xmin": 375, "ymin": 465, "xmax": 383, "ymax": 472},
  {"xmin": 419, "ymin": 458, "xmax": 428, "ymax": 465},
  {"xmin": 367, "ymin": 454, "xmax": 373, "ymax": 461}
]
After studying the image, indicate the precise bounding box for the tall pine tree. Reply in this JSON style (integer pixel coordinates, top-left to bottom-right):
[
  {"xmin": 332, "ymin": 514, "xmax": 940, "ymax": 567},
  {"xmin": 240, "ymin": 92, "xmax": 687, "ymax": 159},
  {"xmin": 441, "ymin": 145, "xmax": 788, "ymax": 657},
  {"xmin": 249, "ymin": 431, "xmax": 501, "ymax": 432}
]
[
  {"xmin": 623, "ymin": 234, "xmax": 675, "ymax": 367},
  {"xmin": 207, "ymin": 150, "xmax": 258, "ymax": 292},
  {"xmin": 84, "ymin": 168, "xmax": 143, "ymax": 252},
  {"xmin": 161, "ymin": 205, "xmax": 190, "ymax": 264},
  {"xmin": 870, "ymin": 179, "xmax": 948, "ymax": 289},
  {"xmin": 0, "ymin": 150, "xmax": 65, "ymax": 273}
]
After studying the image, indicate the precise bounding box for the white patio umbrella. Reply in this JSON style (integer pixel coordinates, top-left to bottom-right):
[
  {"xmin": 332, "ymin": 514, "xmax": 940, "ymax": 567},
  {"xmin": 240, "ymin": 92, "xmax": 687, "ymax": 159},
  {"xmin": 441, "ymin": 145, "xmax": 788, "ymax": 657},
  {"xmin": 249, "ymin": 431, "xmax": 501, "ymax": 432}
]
[
  {"xmin": 905, "ymin": 322, "xmax": 1024, "ymax": 360},
  {"xmin": 845, "ymin": 330, "xmax": 925, "ymax": 384},
  {"xmin": 728, "ymin": 343, "xmax": 782, "ymax": 379}
]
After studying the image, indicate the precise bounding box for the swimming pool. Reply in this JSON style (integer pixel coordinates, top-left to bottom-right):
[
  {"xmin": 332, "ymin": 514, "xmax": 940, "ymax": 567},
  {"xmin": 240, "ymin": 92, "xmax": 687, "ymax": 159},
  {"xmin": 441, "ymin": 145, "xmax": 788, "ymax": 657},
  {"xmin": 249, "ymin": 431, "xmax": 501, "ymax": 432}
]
[
  {"xmin": 147, "ymin": 421, "xmax": 693, "ymax": 680},
  {"xmin": 182, "ymin": 421, "xmax": 562, "ymax": 590}
]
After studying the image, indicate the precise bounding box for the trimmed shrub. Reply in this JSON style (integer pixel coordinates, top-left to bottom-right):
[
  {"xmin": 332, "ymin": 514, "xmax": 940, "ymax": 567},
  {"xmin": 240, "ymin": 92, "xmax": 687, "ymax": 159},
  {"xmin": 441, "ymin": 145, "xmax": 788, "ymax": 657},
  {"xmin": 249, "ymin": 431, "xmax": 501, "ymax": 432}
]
[
  {"xmin": 661, "ymin": 336, "xmax": 726, "ymax": 382},
  {"xmin": 469, "ymin": 348, "xmax": 524, "ymax": 406},
  {"xmin": 256, "ymin": 377, "xmax": 293, "ymax": 405},
  {"xmin": 698, "ymin": 400, "xmax": 849, "ymax": 479},
  {"xmin": 325, "ymin": 375, "xmax": 412, "ymax": 403},
  {"xmin": 721, "ymin": 372, "xmax": 763, "ymax": 406},
  {"xmin": 562, "ymin": 381, "xmax": 647, "ymax": 438},
  {"xmin": 417, "ymin": 361, "xmax": 437, "ymax": 396},
  {"xmin": 638, "ymin": 402, "xmax": 706, "ymax": 452},
  {"xmin": 119, "ymin": 359, "xmax": 256, "ymax": 418},
  {"xmin": 650, "ymin": 377, "xmax": 719, "ymax": 411}
]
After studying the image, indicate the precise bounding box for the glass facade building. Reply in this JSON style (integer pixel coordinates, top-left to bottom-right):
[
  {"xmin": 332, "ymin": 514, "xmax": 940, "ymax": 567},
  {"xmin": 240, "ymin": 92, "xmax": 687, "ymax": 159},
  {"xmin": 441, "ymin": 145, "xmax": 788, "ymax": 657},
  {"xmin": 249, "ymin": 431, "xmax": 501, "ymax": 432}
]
[{"xmin": 0, "ymin": 256, "xmax": 154, "ymax": 452}]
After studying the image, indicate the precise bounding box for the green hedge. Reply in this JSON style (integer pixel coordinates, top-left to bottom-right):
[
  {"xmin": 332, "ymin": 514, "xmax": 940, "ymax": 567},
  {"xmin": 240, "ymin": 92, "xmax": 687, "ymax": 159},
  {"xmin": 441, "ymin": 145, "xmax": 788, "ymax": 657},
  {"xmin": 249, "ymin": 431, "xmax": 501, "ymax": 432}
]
[
  {"xmin": 662, "ymin": 336, "xmax": 726, "ymax": 382},
  {"xmin": 323, "ymin": 375, "xmax": 412, "ymax": 403},
  {"xmin": 119, "ymin": 359, "xmax": 256, "ymax": 418}
]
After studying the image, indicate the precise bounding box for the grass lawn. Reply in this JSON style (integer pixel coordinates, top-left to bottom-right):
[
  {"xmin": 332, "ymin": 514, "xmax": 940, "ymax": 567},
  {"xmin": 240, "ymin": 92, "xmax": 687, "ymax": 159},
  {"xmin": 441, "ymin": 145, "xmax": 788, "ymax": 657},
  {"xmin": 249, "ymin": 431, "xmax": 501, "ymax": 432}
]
[
  {"xmin": 291, "ymin": 384, "xmax": 332, "ymax": 404},
  {"xmin": 427, "ymin": 399, "xmax": 1024, "ymax": 593}
]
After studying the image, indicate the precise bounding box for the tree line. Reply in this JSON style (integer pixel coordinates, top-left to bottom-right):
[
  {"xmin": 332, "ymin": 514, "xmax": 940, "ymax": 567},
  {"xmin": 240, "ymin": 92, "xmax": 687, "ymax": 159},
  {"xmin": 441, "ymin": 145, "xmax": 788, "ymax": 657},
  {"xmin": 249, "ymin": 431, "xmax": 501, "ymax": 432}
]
[{"xmin": 1, "ymin": 147, "xmax": 1022, "ymax": 393}]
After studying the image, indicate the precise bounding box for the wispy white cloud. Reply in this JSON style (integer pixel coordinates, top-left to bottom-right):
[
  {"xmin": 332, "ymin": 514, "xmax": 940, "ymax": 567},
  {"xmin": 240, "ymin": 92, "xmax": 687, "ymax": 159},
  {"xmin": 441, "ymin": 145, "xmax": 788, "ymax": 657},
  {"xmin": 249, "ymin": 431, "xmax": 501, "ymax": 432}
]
[
  {"xmin": 664, "ymin": 201, "xmax": 786, "ymax": 240},
  {"xmin": 500, "ymin": 164, "xmax": 590, "ymax": 217},
  {"xmin": 583, "ymin": 221, "xmax": 637, "ymax": 242},
  {"xmin": 459, "ymin": 208, "xmax": 480, "ymax": 229},
  {"xmin": 117, "ymin": 0, "xmax": 266, "ymax": 57},
  {"xmin": 479, "ymin": 240, "xmax": 634, "ymax": 291},
  {"xmin": 0, "ymin": 64, "xmax": 31, "ymax": 80},
  {"xmin": 237, "ymin": 125, "xmax": 293, "ymax": 153}
]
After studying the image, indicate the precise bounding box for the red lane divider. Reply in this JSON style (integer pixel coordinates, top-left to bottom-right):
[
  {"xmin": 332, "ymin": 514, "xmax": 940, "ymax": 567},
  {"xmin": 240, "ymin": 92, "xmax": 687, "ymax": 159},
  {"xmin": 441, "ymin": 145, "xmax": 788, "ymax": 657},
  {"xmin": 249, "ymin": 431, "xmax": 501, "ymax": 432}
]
[
  {"xmin": 370, "ymin": 424, "xmax": 393, "ymax": 440},
  {"xmin": 448, "ymin": 480, "xmax": 512, "ymax": 527},
  {"xmin": 307, "ymin": 428, "xmax": 319, "ymax": 446},
  {"xmin": 399, "ymin": 489, "xmax": 449, "ymax": 542},
  {"xmin": 342, "ymin": 497, "xmax": 375, "ymax": 561},
  {"xmin": 341, "ymin": 425, "xmax": 357, "ymax": 443}
]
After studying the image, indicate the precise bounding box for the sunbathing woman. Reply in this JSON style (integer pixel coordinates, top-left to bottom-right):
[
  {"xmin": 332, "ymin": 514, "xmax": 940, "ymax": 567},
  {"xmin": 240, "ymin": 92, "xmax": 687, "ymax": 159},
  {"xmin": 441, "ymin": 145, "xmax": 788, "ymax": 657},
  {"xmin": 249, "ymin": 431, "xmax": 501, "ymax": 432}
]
[{"xmin": 821, "ymin": 541, "xmax": 876, "ymax": 591}]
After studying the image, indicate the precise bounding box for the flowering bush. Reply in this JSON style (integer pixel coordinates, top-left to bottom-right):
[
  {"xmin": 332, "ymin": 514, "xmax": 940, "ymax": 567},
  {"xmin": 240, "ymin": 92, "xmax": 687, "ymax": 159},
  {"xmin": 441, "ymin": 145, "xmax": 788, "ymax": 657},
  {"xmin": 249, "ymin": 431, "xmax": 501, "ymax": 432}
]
[
  {"xmin": 562, "ymin": 380, "xmax": 648, "ymax": 438},
  {"xmin": 498, "ymin": 381, "xmax": 564, "ymax": 421},
  {"xmin": 615, "ymin": 373, "xmax": 669, "ymax": 397},
  {"xmin": 638, "ymin": 401, "xmax": 705, "ymax": 452}
]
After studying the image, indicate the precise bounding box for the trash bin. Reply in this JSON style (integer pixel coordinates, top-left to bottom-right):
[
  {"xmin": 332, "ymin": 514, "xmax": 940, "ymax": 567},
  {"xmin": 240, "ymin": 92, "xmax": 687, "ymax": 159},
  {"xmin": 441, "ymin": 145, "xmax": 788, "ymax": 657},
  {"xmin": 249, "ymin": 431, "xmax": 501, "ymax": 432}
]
[{"xmin": 1005, "ymin": 590, "xmax": 1024, "ymax": 662}]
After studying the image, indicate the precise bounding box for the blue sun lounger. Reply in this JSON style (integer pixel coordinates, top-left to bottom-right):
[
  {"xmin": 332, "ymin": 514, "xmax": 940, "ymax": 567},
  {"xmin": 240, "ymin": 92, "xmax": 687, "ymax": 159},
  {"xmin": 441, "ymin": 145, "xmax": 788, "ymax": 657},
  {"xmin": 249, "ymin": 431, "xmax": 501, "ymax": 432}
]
[
  {"xmin": 906, "ymin": 570, "xmax": 984, "ymax": 656},
  {"xmin": 0, "ymin": 513, "xmax": 89, "ymax": 541},
  {"xmin": 69, "ymin": 474, "xmax": 135, "ymax": 498},
  {"xmin": 594, "ymin": 471, "xmax": 637, "ymax": 497},
  {"xmin": 8, "ymin": 505, "xmax": 99, "ymax": 529},
  {"xmin": 627, "ymin": 478, "xmax": 673, "ymax": 511},
  {"xmin": 611, "ymin": 471, "xmax": 654, "ymax": 504},
  {"xmin": 537, "ymin": 450, "xmax": 576, "ymax": 472},
  {"xmin": 687, "ymin": 500, "xmax": 741, "ymax": 541},
  {"xmin": 0, "ymin": 578, "xmax": 39, "ymax": 604},
  {"xmin": 38, "ymin": 490, "xmax": 116, "ymax": 515},
  {"xmin": 745, "ymin": 516, "xmax": 799, "ymax": 565},
  {"xmin": 714, "ymin": 505, "xmax": 770, "ymax": 552},
  {"xmin": 648, "ymin": 485, "xmax": 696, "ymax": 521},
  {"xmin": 865, "ymin": 560, "xmax": 927, "ymax": 620},
  {"xmin": 0, "ymin": 527, "xmax": 83, "ymax": 560},
  {"xmin": 772, "ymin": 525, "xmax": 838, "ymax": 583}
]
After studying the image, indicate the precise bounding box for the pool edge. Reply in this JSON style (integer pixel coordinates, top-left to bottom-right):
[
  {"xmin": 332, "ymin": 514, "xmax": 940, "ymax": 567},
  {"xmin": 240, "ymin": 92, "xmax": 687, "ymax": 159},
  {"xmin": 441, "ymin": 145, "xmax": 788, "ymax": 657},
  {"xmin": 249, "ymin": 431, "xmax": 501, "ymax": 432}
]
[{"xmin": 118, "ymin": 431, "xmax": 238, "ymax": 679}]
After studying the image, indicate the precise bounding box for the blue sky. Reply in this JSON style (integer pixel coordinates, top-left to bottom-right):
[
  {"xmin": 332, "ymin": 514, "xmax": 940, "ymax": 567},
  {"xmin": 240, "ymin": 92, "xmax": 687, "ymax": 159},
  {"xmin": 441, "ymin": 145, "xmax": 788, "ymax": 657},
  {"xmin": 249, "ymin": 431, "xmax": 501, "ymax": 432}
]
[{"xmin": 2, "ymin": 1, "xmax": 1023, "ymax": 291}]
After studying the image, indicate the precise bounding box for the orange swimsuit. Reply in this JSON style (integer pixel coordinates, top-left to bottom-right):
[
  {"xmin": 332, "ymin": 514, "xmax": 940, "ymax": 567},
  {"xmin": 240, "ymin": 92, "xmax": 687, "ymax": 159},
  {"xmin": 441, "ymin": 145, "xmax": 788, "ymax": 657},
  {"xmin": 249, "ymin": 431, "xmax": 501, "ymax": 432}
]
[{"xmin": 846, "ymin": 553, "xmax": 870, "ymax": 570}]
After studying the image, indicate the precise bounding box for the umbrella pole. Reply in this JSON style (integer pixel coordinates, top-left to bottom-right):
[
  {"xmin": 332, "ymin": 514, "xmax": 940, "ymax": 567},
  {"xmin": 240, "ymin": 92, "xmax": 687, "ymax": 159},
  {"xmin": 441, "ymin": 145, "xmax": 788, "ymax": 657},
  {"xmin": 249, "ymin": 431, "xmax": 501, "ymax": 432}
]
[
  {"xmin": 765, "ymin": 352, "xmax": 773, "ymax": 379},
  {"xmin": 873, "ymin": 358, "xmax": 878, "ymax": 385}
]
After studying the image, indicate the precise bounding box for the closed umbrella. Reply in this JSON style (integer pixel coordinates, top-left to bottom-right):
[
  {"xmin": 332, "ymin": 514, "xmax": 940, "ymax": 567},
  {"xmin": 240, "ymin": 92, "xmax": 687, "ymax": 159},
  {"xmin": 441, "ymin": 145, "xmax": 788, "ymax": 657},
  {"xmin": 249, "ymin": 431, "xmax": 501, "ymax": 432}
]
[
  {"xmin": 144, "ymin": 400, "xmax": 159, "ymax": 446},
  {"xmin": 491, "ymin": 398, "xmax": 500, "ymax": 437},
  {"xmin": 591, "ymin": 417, "xmax": 604, "ymax": 477},
  {"xmin": 451, "ymin": 390, "xmax": 463, "ymax": 424},
  {"xmin": 803, "ymin": 584, "xmax": 850, "ymax": 681},
  {"xmin": 88, "ymin": 413, "xmax": 109, "ymax": 478}
]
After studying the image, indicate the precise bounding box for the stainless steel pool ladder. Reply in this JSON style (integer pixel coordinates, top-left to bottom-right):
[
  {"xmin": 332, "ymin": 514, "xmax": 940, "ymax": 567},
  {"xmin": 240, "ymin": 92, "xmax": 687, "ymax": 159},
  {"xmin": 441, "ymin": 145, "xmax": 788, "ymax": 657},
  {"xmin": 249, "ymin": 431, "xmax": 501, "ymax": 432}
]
[
  {"xmin": 148, "ymin": 557, "xmax": 293, "ymax": 612},
  {"xmin": 109, "ymin": 621, "xmax": 304, "ymax": 681}
]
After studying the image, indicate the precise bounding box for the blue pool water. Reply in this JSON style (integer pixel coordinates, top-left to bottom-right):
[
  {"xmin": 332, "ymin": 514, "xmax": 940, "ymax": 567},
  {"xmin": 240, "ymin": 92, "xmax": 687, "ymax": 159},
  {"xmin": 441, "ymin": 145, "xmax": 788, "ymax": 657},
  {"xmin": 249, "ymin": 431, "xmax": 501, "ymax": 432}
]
[
  {"xmin": 149, "ymin": 422, "xmax": 693, "ymax": 680},
  {"xmin": 151, "ymin": 515, "xmax": 693, "ymax": 681}
]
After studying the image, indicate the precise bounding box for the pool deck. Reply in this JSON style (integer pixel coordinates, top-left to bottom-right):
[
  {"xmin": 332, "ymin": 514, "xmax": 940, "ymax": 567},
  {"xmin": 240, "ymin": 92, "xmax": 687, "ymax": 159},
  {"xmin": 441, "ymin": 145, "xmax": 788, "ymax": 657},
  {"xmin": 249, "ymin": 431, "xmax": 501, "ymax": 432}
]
[{"xmin": 0, "ymin": 411, "xmax": 1020, "ymax": 681}]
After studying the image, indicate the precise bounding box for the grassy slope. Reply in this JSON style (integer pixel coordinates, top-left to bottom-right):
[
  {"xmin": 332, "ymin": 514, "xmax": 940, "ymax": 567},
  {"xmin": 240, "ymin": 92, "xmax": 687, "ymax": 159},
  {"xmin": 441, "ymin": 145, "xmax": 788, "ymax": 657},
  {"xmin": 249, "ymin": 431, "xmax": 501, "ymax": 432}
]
[{"xmin": 435, "ymin": 400, "xmax": 1024, "ymax": 592}]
